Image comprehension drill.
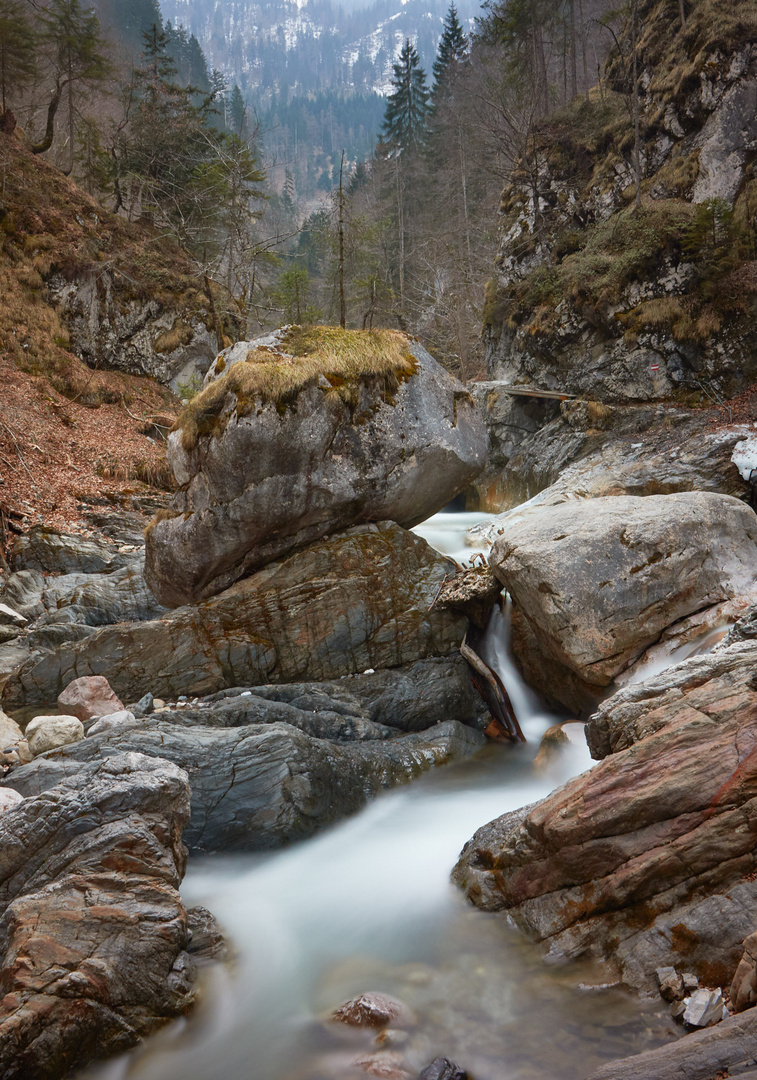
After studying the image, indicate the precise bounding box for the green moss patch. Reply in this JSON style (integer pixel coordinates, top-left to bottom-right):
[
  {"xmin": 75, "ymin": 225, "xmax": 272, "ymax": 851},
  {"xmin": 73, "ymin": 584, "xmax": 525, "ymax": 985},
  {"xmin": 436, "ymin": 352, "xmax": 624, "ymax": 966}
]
[{"xmin": 176, "ymin": 326, "xmax": 419, "ymax": 450}]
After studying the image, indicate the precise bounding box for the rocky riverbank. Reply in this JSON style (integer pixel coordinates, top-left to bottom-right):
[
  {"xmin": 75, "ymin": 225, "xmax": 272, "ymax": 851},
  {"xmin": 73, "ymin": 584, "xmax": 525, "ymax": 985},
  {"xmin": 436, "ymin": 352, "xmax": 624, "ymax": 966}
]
[{"xmin": 0, "ymin": 328, "xmax": 496, "ymax": 1078}]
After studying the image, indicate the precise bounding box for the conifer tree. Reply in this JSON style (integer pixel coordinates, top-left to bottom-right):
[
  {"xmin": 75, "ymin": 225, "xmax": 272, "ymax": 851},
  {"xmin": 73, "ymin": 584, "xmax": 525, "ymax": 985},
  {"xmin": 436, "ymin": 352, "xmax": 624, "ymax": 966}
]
[
  {"xmin": 0, "ymin": 0, "xmax": 36, "ymax": 114},
  {"xmin": 430, "ymin": 5, "xmax": 468, "ymax": 109},
  {"xmin": 381, "ymin": 39, "xmax": 429, "ymax": 153}
]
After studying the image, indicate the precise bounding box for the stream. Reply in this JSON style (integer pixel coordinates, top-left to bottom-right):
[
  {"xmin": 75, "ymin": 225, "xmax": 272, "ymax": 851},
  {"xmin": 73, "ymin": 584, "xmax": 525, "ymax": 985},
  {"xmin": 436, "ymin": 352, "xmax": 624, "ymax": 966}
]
[{"xmin": 83, "ymin": 513, "xmax": 675, "ymax": 1080}]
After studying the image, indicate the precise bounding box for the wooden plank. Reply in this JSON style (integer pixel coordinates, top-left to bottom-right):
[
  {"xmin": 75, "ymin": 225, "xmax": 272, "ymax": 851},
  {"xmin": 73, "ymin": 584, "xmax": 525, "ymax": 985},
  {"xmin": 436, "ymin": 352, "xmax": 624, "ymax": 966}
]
[{"xmin": 492, "ymin": 384, "xmax": 576, "ymax": 401}]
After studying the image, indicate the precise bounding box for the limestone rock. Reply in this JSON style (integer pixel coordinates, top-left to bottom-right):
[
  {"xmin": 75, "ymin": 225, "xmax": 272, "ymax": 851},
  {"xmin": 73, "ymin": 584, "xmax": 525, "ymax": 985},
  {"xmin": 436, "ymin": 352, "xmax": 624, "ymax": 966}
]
[
  {"xmin": 145, "ymin": 330, "xmax": 487, "ymax": 606},
  {"xmin": 25, "ymin": 715, "xmax": 84, "ymax": 756},
  {"xmin": 453, "ymin": 639, "xmax": 757, "ymax": 991},
  {"xmin": 4, "ymin": 524, "xmax": 466, "ymax": 711},
  {"xmin": 57, "ymin": 675, "xmax": 125, "ymax": 723},
  {"xmin": 3, "ymin": 719, "xmax": 485, "ymax": 852},
  {"xmin": 489, "ymin": 492, "xmax": 757, "ymax": 710},
  {"xmin": 0, "ymin": 753, "xmax": 194, "ymax": 1080},
  {"xmin": 682, "ymin": 988, "xmax": 727, "ymax": 1029}
]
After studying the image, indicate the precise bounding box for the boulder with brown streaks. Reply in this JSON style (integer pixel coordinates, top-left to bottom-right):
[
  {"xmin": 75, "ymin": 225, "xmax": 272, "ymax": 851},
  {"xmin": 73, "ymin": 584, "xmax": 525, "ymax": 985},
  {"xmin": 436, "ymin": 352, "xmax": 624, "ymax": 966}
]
[{"xmin": 453, "ymin": 639, "xmax": 757, "ymax": 992}]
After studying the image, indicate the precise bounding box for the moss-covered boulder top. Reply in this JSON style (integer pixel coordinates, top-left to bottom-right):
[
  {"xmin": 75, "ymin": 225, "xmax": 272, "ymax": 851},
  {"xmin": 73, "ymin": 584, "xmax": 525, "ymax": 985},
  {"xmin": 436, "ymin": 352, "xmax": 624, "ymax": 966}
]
[{"xmin": 144, "ymin": 327, "xmax": 487, "ymax": 607}]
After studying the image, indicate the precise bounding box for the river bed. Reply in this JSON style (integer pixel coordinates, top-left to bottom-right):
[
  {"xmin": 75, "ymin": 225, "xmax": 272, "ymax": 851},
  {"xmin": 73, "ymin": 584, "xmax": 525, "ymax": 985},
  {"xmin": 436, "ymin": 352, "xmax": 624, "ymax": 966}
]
[{"xmin": 82, "ymin": 513, "xmax": 674, "ymax": 1080}]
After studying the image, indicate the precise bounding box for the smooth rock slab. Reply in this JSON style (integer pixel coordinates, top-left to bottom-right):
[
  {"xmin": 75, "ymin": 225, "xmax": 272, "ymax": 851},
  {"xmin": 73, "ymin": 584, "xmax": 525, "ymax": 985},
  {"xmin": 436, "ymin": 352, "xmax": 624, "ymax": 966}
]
[
  {"xmin": 489, "ymin": 492, "xmax": 757, "ymax": 710},
  {"xmin": 3, "ymin": 719, "xmax": 486, "ymax": 852},
  {"xmin": 3, "ymin": 524, "xmax": 466, "ymax": 711},
  {"xmin": 453, "ymin": 639, "xmax": 757, "ymax": 991},
  {"xmin": 0, "ymin": 753, "xmax": 194, "ymax": 1080},
  {"xmin": 145, "ymin": 331, "xmax": 487, "ymax": 606}
]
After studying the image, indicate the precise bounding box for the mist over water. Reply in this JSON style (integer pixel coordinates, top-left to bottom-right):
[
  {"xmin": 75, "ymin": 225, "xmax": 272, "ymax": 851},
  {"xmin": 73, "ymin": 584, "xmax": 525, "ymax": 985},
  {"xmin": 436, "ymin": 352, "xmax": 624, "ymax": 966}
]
[{"xmin": 83, "ymin": 513, "xmax": 672, "ymax": 1080}]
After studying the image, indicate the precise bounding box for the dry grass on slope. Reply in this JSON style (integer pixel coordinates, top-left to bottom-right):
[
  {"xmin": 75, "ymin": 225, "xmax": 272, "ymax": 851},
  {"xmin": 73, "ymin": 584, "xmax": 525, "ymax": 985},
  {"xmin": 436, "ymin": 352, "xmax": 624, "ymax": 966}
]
[{"xmin": 177, "ymin": 326, "xmax": 418, "ymax": 451}]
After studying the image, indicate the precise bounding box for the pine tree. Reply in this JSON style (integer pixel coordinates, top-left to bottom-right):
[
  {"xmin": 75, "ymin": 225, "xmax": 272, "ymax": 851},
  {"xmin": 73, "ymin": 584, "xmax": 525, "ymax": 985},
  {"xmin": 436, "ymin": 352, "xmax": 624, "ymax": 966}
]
[
  {"xmin": 430, "ymin": 5, "xmax": 468, "ymax": 109},
  {"xmin": 228, "ymin": 84, "xmax": 246, "ymax": 136},
  {"xmin": 0, "ymin": 0, "xmax": 36, "ymax": 114},
  {"xmin": 381, "ymin": 39, "xmax": 429, "ymax": 154}
]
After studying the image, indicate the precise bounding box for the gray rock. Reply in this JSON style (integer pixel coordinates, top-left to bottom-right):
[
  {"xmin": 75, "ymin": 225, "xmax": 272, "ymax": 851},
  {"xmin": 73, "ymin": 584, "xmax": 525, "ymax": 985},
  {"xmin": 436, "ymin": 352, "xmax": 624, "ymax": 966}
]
[
  {"xmin": 87, "ymin": 710, "xmax": 137, "ymax": 736},
  {"xmin": 131, "ymin": 692, "xmax": 155, "ymax": 718},
  {"xmin": 145, "ymin": 330, "xmax": 487, "ymax": 606},
  {"xmin": 0, "ymin": 752, "xmax": 195, "ymax": 1079},
  {"xmin": 683, "ymin": 988, "xmax": 727, "ymax": 1029},
  {"xmin": 418, "ymin": 1058, "xmax": 469, "ymax": 1080},
  {"xmin": 48, "ymin": 269, "xmax": 218, "ymax": 385},
  {"xmin": 489, "ymin": 492, "xmax": 757, "ymax": 710},
  {"xmin": 655, "ymin": 967, "xmax": 683, "ymax": 1003},
  {"xmin": 3, "ymin": 719, "xmax": 486, "ymax": 852},
  {"xmin": 3, "ymin": 523, "xmax": 466, "ymax": 711},
  {"xmin": 586, "ymin": 1008, "xmax": 757, "ymax": 1080},
  {"xmin": 11, "ymin": 527, "xmax": 131, "ymax": 575}
]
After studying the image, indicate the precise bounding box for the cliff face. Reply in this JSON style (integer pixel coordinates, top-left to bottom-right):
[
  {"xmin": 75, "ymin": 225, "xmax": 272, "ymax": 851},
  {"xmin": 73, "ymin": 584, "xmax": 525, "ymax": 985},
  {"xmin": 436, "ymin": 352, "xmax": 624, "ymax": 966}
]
[
  {"xmin": 0, "ymin": 131, "xmax": 222, "ymax": 394},
  {"xmin": 485, "ymin": 0, "xmax": 757, "ymax": 405}
]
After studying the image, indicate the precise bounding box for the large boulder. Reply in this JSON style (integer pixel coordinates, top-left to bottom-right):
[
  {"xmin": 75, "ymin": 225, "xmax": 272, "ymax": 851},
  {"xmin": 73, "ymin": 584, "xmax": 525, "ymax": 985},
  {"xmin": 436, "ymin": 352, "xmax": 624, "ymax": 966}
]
[
  {"xmin": 4, "ymin": 719, "xmax": 485, "ymax": 852},
  {"xmin": 2, "ymin": 523, "xmax": 466, "ymax": 711},
  {"xmin": 0, "ymin": 753, "xmax": 196, "ymax": 1080},
  {"xmin": 489, "ymin": 492, "xmax": 757, "ymax": 710},
  {"xmin": 144, "ymin": 327, "xmax": 487, "ymax": 606},
  {"xmin": 453, "ymin": 639, "xmax": 757, "ymax": 993}
]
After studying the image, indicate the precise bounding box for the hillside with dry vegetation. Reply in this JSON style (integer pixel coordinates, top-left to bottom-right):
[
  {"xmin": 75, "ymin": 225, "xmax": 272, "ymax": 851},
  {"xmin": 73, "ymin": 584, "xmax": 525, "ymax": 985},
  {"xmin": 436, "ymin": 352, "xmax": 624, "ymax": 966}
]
[{"xmin": 0, "ymin": 130, "xmax": 220, "ymax": 540}]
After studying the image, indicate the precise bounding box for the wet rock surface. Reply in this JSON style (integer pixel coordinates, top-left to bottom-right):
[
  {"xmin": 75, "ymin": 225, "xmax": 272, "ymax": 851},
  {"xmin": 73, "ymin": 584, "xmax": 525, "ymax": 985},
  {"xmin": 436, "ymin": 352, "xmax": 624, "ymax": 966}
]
[
  {"xmin": 488, "ymin": 492, "xmax": 757, "ymax": 710},
  {"xmin": 2, "ymin": 522, "xmax": 466, "ymax": 712},
  {"xmin": 2, "ymin": 719, "xmax": 485, "ymax": 853},
  {"xmin": 0, "ymin": 753, "xmax": 195, "ymax": 1080},
  {"xmin": 454, "ymin": 636, "xmax": 757, "ymax": 992},
  {"xmin": 145, "ymin": 331, "xmax": 487, "ymax": 606}
]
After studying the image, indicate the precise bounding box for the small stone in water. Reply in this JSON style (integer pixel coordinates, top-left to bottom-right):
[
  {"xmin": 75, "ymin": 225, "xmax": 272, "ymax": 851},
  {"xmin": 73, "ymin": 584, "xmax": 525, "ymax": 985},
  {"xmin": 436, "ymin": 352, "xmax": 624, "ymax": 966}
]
[
  {"xmin": 418, "ymin": 1057, "xmax": 470, "ymax": 1080},
  {"xmin": 331, "ymin": 992, "xmax": 415, "ymax": 1029},
  {"xmin": 683, "ymin": 988, "xmax": 727, "ymax": 1028}
]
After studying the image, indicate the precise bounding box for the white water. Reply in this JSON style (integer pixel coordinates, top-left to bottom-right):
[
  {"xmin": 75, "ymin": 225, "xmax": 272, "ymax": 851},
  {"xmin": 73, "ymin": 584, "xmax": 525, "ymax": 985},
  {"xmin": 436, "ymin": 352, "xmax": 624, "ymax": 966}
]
[{"xmin": 82, "ymin": 512, "xmax": 672, "ymax": 1080}]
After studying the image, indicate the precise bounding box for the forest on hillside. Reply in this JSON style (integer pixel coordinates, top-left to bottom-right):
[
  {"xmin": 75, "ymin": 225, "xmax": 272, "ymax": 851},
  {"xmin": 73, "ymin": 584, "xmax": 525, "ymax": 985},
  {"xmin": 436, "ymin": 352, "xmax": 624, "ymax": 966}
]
[{"xmin": 1, "ymin": 0, "xmax": 642, "ymax": 377}]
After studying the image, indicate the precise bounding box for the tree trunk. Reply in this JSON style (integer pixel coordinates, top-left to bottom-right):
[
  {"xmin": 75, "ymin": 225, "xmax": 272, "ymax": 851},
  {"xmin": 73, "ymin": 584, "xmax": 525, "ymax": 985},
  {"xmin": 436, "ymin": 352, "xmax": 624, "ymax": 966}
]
[
  {"xmin": 31, "ymin": 79, "xmax": 64, "ymax": 155},
  {"xmin": 632, "ymin": 0, "xmax": 642, "ymax": 211},
  {"xmin": 338, "ymin": 150, "xmax": 346, "ymax": 328}
]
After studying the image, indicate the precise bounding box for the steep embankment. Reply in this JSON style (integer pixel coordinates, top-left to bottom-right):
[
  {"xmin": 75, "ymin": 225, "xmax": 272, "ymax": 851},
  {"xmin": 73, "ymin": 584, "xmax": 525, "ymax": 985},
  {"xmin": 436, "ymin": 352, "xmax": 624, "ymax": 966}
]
[
  {"xmin": 474, "ymin": 0, "xmax": 757, "ymax": 510},
  {"xmin": 0, "ymin": 131, "xmax": 230, "ymax": 538}
]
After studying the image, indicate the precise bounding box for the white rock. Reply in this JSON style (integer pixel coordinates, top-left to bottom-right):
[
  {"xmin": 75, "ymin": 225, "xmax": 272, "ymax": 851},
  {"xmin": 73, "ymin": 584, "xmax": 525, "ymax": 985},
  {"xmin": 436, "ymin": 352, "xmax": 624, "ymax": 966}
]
[
  {"xmin": 0, "ymin": 602, "xmax": 26, "ymax": 625},
  {"xmin": 0, "ymin": 789, "xmax": 23, "ymax": 812},
  {"xmin": 87, "ymin": 710, "xmax": 137, "ymax": 736},
  {"xmin": 683, "ymin": 988, "xmax": 726, "ymax": 1028},
  {"xmin": 26, "ymin": 715, "xmax": 85, "ymax": 757}
]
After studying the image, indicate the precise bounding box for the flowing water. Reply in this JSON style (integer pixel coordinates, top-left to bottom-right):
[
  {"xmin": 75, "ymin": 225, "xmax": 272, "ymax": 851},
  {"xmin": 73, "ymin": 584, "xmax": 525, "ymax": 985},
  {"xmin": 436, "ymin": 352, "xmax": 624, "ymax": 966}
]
[{"xmin": 83, "ymin": 512, "xmax": 675, "ymax": 1080}]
